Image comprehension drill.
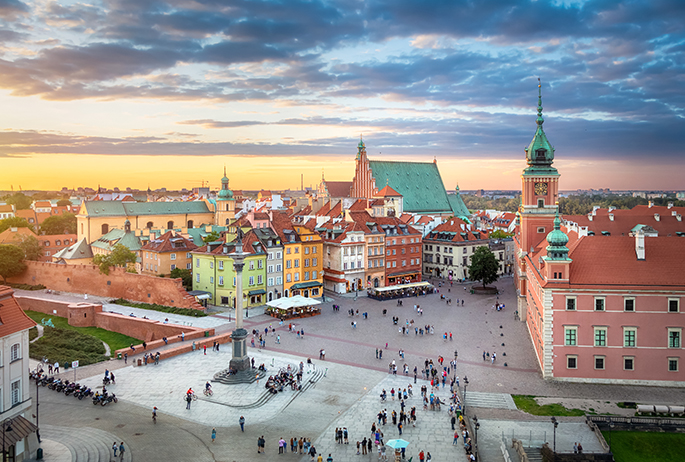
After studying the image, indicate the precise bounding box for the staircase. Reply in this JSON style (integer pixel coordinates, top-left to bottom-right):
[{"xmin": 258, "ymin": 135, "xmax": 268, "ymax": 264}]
[
  {"xmin": 37, "ymin": 425, "xmax": 131, "ymax": 462},
  {"xmin": 523, "ymin": 446, "xmax": 543, "ymax": 462},
  {"xmin": 465, "ymin": 392, "xmax": 517, "ymax": 410}
]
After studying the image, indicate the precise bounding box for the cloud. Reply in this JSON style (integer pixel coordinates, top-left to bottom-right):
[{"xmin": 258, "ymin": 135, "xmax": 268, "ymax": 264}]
[{"xmin": 0, "ymin": 0, "xmax": 29, "ymax": 19}]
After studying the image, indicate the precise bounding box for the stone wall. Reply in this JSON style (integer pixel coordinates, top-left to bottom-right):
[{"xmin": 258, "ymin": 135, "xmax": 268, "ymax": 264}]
[
  {"xmin": 9, "ymin": 261, "xmax": 203, "ymax": 310},
  {"xmin": 540, "ymin": 443, "xmax": 613, "ymax": 462},
  {"xmin": 16, "ymin": 296, "xmax": 210, "ymax": 343}
]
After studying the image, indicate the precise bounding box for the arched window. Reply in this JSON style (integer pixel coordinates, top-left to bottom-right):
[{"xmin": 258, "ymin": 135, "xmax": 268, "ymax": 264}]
[
  {"xmin": 146, "ymin": 221, "xmax": 153, "ymax": 229},
  {"xmin": 187, "ymin": 220, "xmax": 194, "ymax": 228},
  {"xmin": 167, "ymin": 221, "xmax": 174, "ymax": 229},
  {"xmin": 101, "ymin": 223, "xmax": 109, "ymax": 234},
  {"xmin": 10, "ymin": 343, "xmax": 20, "ymax": 361}
]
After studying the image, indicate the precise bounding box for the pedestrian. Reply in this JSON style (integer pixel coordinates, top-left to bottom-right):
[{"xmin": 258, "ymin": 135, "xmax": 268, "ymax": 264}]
[
  {"xmin": 112, "ymin": 442, "xmax": 118, "ymax": 457},
  {"xmin": 186, "ymin": 393, "xmax": 192, "ymax": 409},
  {"xmin": 573, "ymin": 442, "xmax": 578, "ymax": 454},
  {"xmin": 492, "ymin": 352, "xmax": 496, "ymax": 364},
  {"xmin": 212, "ymin": 428, "xmax": 216, "ymax": 443},
  {"xmin": 361, "ymin": 437, "xmax": 367, "ymax": 455},
  {"xmin": 279, "ymin": 437, "xmax": 285, "ymax": 454},
  {"xmin": 123, "ymin": 352, "xmax": 127, "ymax": 364},
  {"xmin": 327, "ymin": 454, "xmax": 333, "ymax": 462},
  {"xmin": 240, "ymin": 415, "xmax": 245, "ymax": 432},
  {"xmin": 48, "ymin": 363, "xmax": 53, "ymax": 374},
  {"xmin": 277, "ymin": 335, "xmax": 280, "ymax": 344},
  {"xmin": 204, "ymin": 344, "xmax": 207, "ymax": 355},
  {"xmin": 54, "ymin": 362, "xmax": 60, "ymax": 374},
  {"xmin": 376, "ymin": 348, "xmax": 378, "ymax": 359},
  {"xmin": 118, "ymin": 442, "xmax": 125, "ymax": 460},
  {"xmin": 356, "ymin": 441, "xmax": 360, "ymax": 455}
]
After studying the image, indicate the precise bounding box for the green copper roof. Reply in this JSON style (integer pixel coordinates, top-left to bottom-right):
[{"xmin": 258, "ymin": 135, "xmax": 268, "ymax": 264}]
[
  {"xmin": 524, "ymin": 79, "xmax": 557, "ymax": 176},
  {"xmin": 447, "ymin": 192, "xmax": 471, "ymax": 221},
  {"xmin": 83, "ymin": 201, "xmax": 211, "ymax": 217},
  {"xmin": 53, "ymin": 238, "xmax": 93, "ymax": 260},
  {"xmin": 369, "ymin": 160, "xmax": 451, "ymax": 213},
  {"xmin": 91, "ymin": 228, "xmax": 143, "ymax": 252},
  {"xmin": 545, "ymin": 210, "xmax": 570, "ymax": 260}
]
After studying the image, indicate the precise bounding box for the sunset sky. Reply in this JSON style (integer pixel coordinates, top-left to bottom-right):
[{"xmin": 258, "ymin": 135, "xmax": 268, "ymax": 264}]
[{"xmin": 0, "ymin": 0, "xmax": 683, "ymax": 192}]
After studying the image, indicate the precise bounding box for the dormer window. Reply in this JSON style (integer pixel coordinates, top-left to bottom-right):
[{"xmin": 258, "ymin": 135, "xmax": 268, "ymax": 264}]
[{"xmin": 536, "ymin": 148, "xmax": 546, "ymax": 160}]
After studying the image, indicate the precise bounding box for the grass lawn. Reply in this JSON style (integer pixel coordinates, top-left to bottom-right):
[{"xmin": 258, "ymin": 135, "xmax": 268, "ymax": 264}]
[
  {"xmin": 25, "ymin": 310, "xmax": 141, "ymax": 353},
  {"xmin": 512, "ymin": 395, "xmax": 586, "ymax": 416},
  {"xmin": 602, "ymin": 431, "xmax": 685, "ymax": 462},
  {"xmin": 109, "ymin": 298, "xmax": 207, "ymax": 317},
  {"xmin": 31, "ymin": 328, "xmax": 107, "ymax": 366}
]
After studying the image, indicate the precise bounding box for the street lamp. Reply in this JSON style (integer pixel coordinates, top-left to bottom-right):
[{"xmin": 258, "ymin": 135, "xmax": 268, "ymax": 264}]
[
  {"xmin": 36, "ymin": 379, "xmax": 40, "ymax": 443},
  {"xmin": 2, "ymin": 418, "xmax": 13, "ymax": 462},
  {"xmin": 463, "ymin": 376, "xmax": 469, "ymax": 414},
  {"xmin": 473, "ymin": 416, "xmax": 480, "ymax": 461},
  {"xmin": 551, "ymin": 417, "xmax": 558, "ymax": 454}
]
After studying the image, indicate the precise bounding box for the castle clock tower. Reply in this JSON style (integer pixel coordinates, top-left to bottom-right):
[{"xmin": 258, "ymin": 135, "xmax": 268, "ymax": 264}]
[{"xmin": 519, "ymin": 79, "xmax": 560, "ymax": 254}]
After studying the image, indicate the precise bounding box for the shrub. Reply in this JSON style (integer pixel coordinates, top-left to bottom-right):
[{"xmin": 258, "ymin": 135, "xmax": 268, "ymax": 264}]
[{"xmin": 109, "ymin": 298, "xmax": 207, "ymax": 317}]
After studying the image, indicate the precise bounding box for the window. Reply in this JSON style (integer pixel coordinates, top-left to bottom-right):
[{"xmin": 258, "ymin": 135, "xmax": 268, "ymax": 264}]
[
  {"xmin": 276, "ymin": 264, "xmax": 282, "ymax": 272},
  {"xmin": 171, "ymin": 264, "xmax": 176, "ymax": 270},
  {"xmin": 186, "ymin": 252, "xmax": 192, "ymax": 259},
  {"xmin": 537, "ymin": 199, "xmax": 544, "ymax": 208},
  {"xmin": 276, "ymin": 276, "xmax": 282, "ymax": 285},
  {"xmin": 294, "ymin": 259, "xmax": 300, "ymax": 268},
  {"xmin": 594, "ymin": 327, "xmax": 607, "ymax": 347},
  {"xmin": 393, "ymin": 261, "xmax": 396, "ymax": 268},
  {"xmin": 564, "ymin": 327, "xmax": 577, "ymax": 346},
  {"xmin": 257, "ymin": 275, "xmax": 263, "ymax": 284},
  {"xmin": 669, "ymin": 358, "xmax": 679, "ymax": 372},
  {"xmin": 595, "ymin": 297, "xmax": 605, "ymax": 311},
  {"xmin": 249, "ymin": 261, "xmax": 254, "ymax": 270},
  {"xmin": 387, "ymin": 249, "xmax": 391, "ymax": 256},
  {"xmin": 295, "ymin": 247, "xmax": 299, "ymax": 254},
  {"xmin": 268, "ymin": 265, "xmax": 274, "ymax": 273},
  {"xmin": 313, "ymin": 258, "xmax": 317, "ymax": 266},
  {"xmin": 566, "ymin": 297, "xmax": 576, "ymax": 311},
  {"xmin": 313, "ymin": 271, "xmax": 317, "ymax": 279},
  {"xmin": 258, "ymin": 260, "xmax": 263, "ymax": 269},
  {"xmin": 387, "ymin": 262, "xmax": 391, "ymax": 268},
  {"xmin": 209, "ymin": 276, "xmax": 213, "ymax": 284},
  {"xmin": 287, "ymin": 248, "xmax": 291, "ymax": 254},
  {"xmin": 669, "ymin": 299, "xmax": 680, "ymax": 313},
  {"xmin": 10, "ymin": 343, "xmax": 20, "ymax": 362},
  {"xmin": 218, "ymin": 260, "xmax": 224, "ymax": 270},
  {"xmin": 286, "ymin": 274, "xmax": 292, "ymax": 283},
  {"xmin": 402, "ymin": 260, "xmax": 406, "ymax": 267},
  {"xmin": 268, "ymin": 277, "xmax": 274, "ymax": 286},
  {"xmin": 669, "ymin": 328, "xmax": 681, "ymax": 348},
  {"xmin": 249, "ymin": 276, "xmax": 254, "ymax": 286},
  {"xmin": 594, "ymin": 356, "xmax": 605, "ymax": 370},
  {"xmin": 45, "ymin": 251, "xmax": 51, "ymax": 256},
  {"xmin": 170, "ymin": 253, "xmax": 176, "ymax": 260},
  {"xmin": 146, "ymin": 263, "xmax": 149, "ymax": 270},
  {"xmin": 624, "ymin": 357, "xmax": 634, "ymax": 371},
  {"xmin": 566, "ymin": 355, "xmax": 577, "ymax": 369},
  {"xmin": 209, "ymin": 261, "xmax": 213, "ymax": 269},
  {"xmin": 233, "ymin": 277, "xmax": 236, "ymax": 286},
  {"xmin": 11, "ymin": 380, "xmax": 20, "ymax": 406},
  {"xmin": 623, "ymin": 328, "xmax": 636, "ymax": 347},
  {"xmin": 312, "ymin": 246, "xmax": 317, "ymax": 254},
  {"xmin": 196, "ymin": 274, "xmax": 200, "ymax": 282},
  {"xmin": 304, "ymin": 271, "xmax": 309, "ymax": 281},
  {"xmin": 218, "ymin": 276, "xmax": 224, "ymax": 285},
  {"xmin": 294, "ymin": 273, "xmax": 300, "ymax": 282},
  {"xmin": 304, "ymin": 259, "xmax": 310, "ymax": 267},
  {"xmin": 624, "ymin": 298, "xmax": 635, "ymax": 312},
  {"xmin": 304, "ymin": 247, "xmax": 309, "ymax": 255},
  {"xmin": 186, "ymin": 263, "xmax": 192, "ymax": 270},
  {"xmin": 196, "ymin": 258, "xmax": 200, "ymax": 268},
  {"xmin": 55, "ymin": 240, "xmax": 61, "ymax": 246},
  {"xmin": 286, "ymin": 260, "xmax": 292, "ymax": 269}
]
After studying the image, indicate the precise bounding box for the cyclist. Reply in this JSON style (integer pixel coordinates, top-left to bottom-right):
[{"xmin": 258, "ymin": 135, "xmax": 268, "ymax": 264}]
[{"xmin": 205, "ymin": 382, "xmax": 212, "ymax": 391}]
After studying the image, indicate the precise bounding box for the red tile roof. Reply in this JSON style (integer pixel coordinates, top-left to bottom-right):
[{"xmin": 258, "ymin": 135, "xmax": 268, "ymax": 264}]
[
  {"xmin": 316, "ymin": 201, "xmax": 332, "ymax": 216},
  {"xmin": 347, "ymin": 199, "xmax": 368, "ymax": 211},
  {"xmin": 376, "ymin": 185, "xmax": 402, "ymax": 197},
  {"xmin": 425, "ymin": 218, "xmax": 488, "ymax": 242},
  {"xmin": 564, "ymin": 205, "xmax": 685, "ymax": 237},
  {"xmin": 141, "ymin": 231, "xmax": 198, "ymax": 253},
  {"xmin": 323, "ymin": 181, "xmax": 353, "ymax": 198},
  {"xmin": 0, "ymin": 286, "xmax": 37, "ymax": 337},
  {"xmin": 567, "ymin": 236, "xmax": 685, "ymax": 287}
]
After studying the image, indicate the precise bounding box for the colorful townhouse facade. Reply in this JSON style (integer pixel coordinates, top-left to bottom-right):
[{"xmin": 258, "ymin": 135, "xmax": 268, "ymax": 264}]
[
  {"xmin": 140, "ymin": 231, "xmax": 198, "ymax": 276},
  {"xmin": 514, "ymin": 84, "xmax": 685, "ymax": 386}
]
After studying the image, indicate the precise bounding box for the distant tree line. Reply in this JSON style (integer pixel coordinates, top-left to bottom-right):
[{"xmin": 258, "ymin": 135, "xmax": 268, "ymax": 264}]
[
  {"xmin": 559, "ymin": 195, "xmax": 685, "ymax": 216},
  {"xmin": 462, "ymin": 195, "xmax": 519, "ymax": 212}
]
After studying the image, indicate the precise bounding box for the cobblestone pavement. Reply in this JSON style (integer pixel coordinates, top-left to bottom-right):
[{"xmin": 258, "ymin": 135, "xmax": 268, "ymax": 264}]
[{"xmin": 24, "ymin": 278, "xmax": 685, "ymax": 461}]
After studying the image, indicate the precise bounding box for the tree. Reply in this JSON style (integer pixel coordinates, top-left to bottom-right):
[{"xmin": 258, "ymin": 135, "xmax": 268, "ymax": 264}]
[
  {"xmin": 468, "ymin": 246, "xmax": 500, "ymax": 289},
  {"xmin": 170, "ymin": 268, "xmax": 193, "ymax": 290},
  {"xmin": 0, "ymin": 245, "xmax": 27, "ymax": 284},
  {"xmin": 202, "ymin": 231, "xmax": 221, "ymax": 244},
  {"xmin": 92, "ymin": 244, "xmax": 137, "ymax": 275},
  {"xmin": 0, "ymin": 217, "xmax": 31, "ymax": 233},
  {"xmin": 3, "ymin": 193, "xmax": 32, "ymax": 210},
  {"xmin": 489, "ymin": 229, "xmax": 513, "ymax": 239},
  {"xmin": 16, "ymin": 234, "xmax": 42, "ymax": 261},
  {"xmin": 56, "ymin": 199, "xmax": 71, "ymax": 207},
  {"xmin": 40, "ymin": 213, "xmax": 77, "ymax": 235}
]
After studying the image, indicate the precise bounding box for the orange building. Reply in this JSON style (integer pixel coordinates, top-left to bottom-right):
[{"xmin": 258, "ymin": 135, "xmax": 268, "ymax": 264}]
[{"xmin": 141, "ymin": 231, "xmax": 198, "ymax": 276}]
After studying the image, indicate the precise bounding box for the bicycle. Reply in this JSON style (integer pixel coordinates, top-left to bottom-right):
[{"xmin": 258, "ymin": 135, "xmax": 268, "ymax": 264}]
[
  {"xmin": 183, "ymin": 393, "xmax": 198, "ymax": 402},
  {"xmin": 203, "ymin": 388, "xmax": 213, "ymax": 397}
]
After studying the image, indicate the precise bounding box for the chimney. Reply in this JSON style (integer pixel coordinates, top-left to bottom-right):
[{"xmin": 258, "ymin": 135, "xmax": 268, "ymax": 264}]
[
  {"xmin": 609, "ymin": 213, "xmax": 614, "ymax": 221},
  {"xmin": 635, "ymin": 230, "xmax": 645, "ymax": 260},
  {"xmin": 654, "ymin": 213, "xmax": 660, "ymax": 222},
  {"xmin": 592, "ymin": 205, "xmax": 600, "ymax": 215},
  {"xmin": 668, "ymin": 202, "xmax": 674, "ymax": 209},
  {"xmin": 649, "ymin": 201, "xmax": 654, "ymax": 208}
]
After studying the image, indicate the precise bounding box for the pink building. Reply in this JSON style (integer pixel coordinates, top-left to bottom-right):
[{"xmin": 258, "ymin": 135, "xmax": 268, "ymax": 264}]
[{"xmin": 515, "ymin": 83, "xmax": 685, "ymax": 386}]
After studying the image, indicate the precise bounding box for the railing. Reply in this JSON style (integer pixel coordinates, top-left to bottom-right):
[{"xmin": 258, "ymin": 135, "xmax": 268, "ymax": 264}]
[{"xmin": 587, "ymin": 415, "xmax": 685, "ymax": 426}]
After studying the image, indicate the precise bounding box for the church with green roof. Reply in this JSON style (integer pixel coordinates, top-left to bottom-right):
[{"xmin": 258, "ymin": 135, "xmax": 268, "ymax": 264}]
[{"xmin": 349, "ymin": 138, "xmax": 470, "ymax": 220}]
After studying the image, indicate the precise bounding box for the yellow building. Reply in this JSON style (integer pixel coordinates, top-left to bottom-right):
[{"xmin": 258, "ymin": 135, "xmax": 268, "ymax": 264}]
[
  {"xmin": 77, "ymin": 200, "xmax": 213, "ymax": 243},
  {"xmin": 140, "ymin": 231, "xmax": 198, "ymax": 276}
]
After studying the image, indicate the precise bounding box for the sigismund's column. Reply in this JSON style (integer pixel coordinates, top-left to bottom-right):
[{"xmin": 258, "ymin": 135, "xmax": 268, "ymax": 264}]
[{"xmin": 229, "ymin": 229, "xmax": 251, "ymax": 371}]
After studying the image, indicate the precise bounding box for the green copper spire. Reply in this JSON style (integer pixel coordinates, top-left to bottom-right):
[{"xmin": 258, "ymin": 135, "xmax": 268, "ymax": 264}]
[
  {"xmin": 356, "ymin": 134, "xmax": 366, "ymax": 159},
  {"xmin": 524, "ymin": 77, "xmax": 558, "ymax": 176},
  {"xmin": 545, "ymin": 207, "xmax": 570, "ymax": 260},
  {"xmin": 218, "ymin": 166, "xmax": 233, "ymax": 199}
]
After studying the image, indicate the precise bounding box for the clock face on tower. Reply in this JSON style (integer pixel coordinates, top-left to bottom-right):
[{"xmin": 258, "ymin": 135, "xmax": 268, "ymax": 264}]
[{"xmin": 534, "ymin": 182, "xmax": 548, "ymax": 196}]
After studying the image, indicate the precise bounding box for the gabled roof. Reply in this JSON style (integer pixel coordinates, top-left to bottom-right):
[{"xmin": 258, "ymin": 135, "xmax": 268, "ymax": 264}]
[
  {"xmin": 316, "ymin": 202, "xmax": 332, "ymax": 216},
  {"xmin": 53, "ymin": 238, "xmax": 93, "ymax": 260},
  {"xmin": 141, "ymin": 231, "xmax": 198, "ymax": 253},
  {"xmin": 323, "ymin": 181, "xmax": 353, "ymax": 198},
  {"xmin": 375, "ymin": 185, "xmax": 402, "ymax": 197},
  {"xmin": 82, "ymin": 201, "xmax": 211, "ymax": 217},
  {"xmin": 91, "ymin": 228, "xmax": 143, "ymax": 251},
  {"xmin": 327, "ymin": 202, "xmax": 343, "ymax": 218},
  {"xmin": 0, "ymin": 226, "xmax": 35, "ymax": 244},
  {"xmin": 0, "ymin": 286, "xmax": 37, "ymax": 336},
  {"xmin": 347, "ymin": 199, "xmax": 368, "ymax": 211},
  {"xmin": 369, "ymin": 160, "xmax": 451, "ymax": 213}
]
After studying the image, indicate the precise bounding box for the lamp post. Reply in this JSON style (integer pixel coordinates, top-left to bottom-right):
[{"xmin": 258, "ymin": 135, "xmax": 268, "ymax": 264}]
[
  {"xmin": 551, "ymin": 417, "xmax": 558, "ymax": 454},
  {"xmin": 2, "ymin": 418, "xmax": 13, "ymax": 462},
  {"xmin": 473, "ymin": 415, "xmax": 480, "ymax": 461},
  {"xmin": 463, "ymin": 376, "xmax": 469, "ymax": 414},
  {"xmin": 36, "ymin": 379, "xmax": 40, "ymax": 443}
]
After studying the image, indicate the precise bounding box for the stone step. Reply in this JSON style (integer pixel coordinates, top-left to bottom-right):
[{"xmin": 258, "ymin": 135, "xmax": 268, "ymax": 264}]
[
  {"xmin": 464, "ymin": 392, "xmax": 517, "ymax": 410},
  {"xmin": 39, "ymin": 425, "xmax": 131, "ymax": 462}
]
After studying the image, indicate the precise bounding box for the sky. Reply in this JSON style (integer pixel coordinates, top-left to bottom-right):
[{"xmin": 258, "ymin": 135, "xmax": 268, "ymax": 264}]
[{"xmin": 0, "ymin": 0, "xmax": 683, "ymax": 192}]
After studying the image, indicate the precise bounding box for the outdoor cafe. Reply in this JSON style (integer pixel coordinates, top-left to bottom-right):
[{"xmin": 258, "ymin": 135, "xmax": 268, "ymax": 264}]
[
  {"xmin": 367, "ymin": 281, "xmax": 435, "ymax": 300},
  {"xmin": 265, "ymin": 295, "xmax": 322, "ymax": 319}
]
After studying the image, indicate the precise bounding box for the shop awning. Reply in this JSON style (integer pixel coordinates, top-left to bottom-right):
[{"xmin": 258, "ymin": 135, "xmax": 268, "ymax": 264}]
[
  {"xmin": 290, "ymin": 281, "xmax": 323, "ymax": 290},
  {"xmin": 248, "ymin": 289, "xmax": 266, "ymax": 296},
  {"xmin": 266, "ymin": 295, "xmax": 322, "ymax": 310},
  {"xmin": 387, "ymin": 270, "xmax": 420, "ymax": 278},
  {"xmin": 1, "ymin": 416, "xmax": 37, "ymax": 452}
]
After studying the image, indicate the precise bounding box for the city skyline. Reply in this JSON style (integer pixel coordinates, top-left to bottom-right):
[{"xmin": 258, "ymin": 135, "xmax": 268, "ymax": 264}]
[{"xmin": 1, "ymin": 0, "xmax": 683, "ymax": 191}]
